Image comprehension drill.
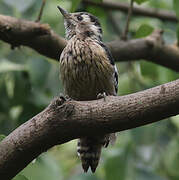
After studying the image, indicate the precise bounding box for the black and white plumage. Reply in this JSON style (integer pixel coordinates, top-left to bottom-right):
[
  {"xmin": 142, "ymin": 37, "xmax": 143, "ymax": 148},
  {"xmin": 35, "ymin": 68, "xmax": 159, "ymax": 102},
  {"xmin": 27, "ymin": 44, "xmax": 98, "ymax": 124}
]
[{"xmin": 57, "ymin": 6, "xmax": 118, "ymax": 173}]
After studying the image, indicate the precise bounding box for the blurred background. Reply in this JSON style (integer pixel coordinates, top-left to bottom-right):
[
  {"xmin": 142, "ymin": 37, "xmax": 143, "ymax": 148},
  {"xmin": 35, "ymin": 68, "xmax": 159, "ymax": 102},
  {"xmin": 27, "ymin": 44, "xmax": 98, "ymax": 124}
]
[{"xmin": 1, "ymin": 0, "xmax": 179, "ymax": 179}]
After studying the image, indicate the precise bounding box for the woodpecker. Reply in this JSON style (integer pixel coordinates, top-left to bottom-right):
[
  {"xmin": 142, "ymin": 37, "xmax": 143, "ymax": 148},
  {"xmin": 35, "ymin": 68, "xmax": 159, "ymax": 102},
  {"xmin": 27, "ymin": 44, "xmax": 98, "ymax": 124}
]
[{"xmin": 57, "ymin": 6, "xmax": 118, "ymax": 173}]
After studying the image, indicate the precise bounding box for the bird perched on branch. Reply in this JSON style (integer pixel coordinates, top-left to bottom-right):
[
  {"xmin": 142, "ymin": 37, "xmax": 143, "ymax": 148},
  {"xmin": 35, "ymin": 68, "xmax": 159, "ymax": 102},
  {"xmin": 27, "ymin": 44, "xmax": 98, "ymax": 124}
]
[{"xmin": 57, "ymin": 6, "xmax": 118, "ymax": 173}]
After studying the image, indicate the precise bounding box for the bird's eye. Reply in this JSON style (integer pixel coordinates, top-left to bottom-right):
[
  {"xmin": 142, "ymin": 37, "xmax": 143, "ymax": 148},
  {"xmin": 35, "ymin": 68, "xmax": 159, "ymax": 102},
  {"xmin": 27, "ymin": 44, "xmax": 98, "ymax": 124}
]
[{"xmin": 77, "ymin": 15, "xmax": 83, "ymax": 21}]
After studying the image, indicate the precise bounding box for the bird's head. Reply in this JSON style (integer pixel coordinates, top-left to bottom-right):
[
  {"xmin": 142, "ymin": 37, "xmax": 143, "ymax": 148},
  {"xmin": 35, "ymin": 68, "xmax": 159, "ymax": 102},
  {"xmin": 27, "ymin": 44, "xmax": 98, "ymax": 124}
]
[{"xmin": 57, "ymin": 6, "xmax": 102, "ymax": 41}]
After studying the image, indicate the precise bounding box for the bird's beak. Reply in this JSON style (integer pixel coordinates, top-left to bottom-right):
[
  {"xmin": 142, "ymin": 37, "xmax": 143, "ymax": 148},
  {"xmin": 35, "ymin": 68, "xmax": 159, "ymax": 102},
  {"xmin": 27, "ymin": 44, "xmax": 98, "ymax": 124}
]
[{"xmin": 57, "ymin": 6, "xmax": 70, "ymax": 19}]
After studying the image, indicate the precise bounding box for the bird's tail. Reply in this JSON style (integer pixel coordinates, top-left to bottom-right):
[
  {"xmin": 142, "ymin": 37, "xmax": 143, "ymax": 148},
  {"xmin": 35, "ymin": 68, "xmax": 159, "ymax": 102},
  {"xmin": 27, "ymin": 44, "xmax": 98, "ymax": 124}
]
[{"xmin": 77, "ymin": 134, "xmax": 116, "ymax": 173}]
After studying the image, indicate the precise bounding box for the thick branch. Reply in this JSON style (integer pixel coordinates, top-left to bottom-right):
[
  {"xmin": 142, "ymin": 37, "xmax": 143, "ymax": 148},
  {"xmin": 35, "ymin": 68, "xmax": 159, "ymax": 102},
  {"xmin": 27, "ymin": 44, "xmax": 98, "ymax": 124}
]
[
  {"xmin": 0, "ymin": 14, "xmax": 66, "ymax": 59},
  {"xmin": 1, "ymin": 79, "xmax": 179, "ymax": 179},
  {"xmin": 83, "ymin": 0, "xmax": 178, "ymax": 22},
  {"xmin": 107, "ymin": 30, "xmax": 179, "ymax": 72},
  {"xmin": 1, "ymin": 15, "xmax": 179, "ymax": 71}
]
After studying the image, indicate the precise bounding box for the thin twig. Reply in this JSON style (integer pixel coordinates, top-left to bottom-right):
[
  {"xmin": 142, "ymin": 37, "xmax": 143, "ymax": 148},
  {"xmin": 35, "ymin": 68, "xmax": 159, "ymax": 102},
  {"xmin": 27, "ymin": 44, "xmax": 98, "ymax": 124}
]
[
  {"xmin": 121, "ymin": 0, "xmax": 134, "ymax": 40},
  {"xmin": 36, "ymin": 0, "xmax": 46, "ymax": 22}
]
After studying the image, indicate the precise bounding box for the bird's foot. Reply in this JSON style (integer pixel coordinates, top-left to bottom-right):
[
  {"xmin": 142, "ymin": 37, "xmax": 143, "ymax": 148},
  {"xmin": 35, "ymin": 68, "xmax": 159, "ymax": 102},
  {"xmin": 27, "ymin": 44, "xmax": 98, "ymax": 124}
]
[
  {"xmin": 59, "ymin": 93, "xmax": 71, "ymax": 103},
  {"xmin": 97, "ymin": 92, "xmax": 107, "ymax": 102},
  {"xmin": 51, "ymin": 94, "xmax": 71, "ymax": 109}
]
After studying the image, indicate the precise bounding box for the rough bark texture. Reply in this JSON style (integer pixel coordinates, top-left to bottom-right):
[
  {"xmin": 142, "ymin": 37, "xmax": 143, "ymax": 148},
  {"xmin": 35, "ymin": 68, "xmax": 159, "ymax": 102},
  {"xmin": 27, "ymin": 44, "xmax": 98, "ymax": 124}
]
[
  {"xmin": 1, "ymin": 79, "xmax": 179, "ymax": 180},
  {"xmin": 0, "ymin": 15, "xmax": 179, "ymax": 71}
]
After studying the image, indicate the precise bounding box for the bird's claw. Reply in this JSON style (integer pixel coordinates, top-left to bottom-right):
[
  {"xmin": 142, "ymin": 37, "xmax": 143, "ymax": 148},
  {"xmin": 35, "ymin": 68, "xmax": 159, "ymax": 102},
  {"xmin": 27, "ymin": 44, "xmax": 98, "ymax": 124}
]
[
  {"xmin": 97, "ymin": 92, "xmax": 107, "ymax": 102},
  {"xmin": 59, "ymin": 93, "xmax": 71, "ymax": 102}
]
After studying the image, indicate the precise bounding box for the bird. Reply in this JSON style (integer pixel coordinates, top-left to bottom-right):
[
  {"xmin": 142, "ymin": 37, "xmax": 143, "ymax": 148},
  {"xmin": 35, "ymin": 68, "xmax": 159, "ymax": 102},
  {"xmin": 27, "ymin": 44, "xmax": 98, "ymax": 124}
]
[{"xmin": 57, "ymin": 6, "xmax": 118, "ymax": 173}]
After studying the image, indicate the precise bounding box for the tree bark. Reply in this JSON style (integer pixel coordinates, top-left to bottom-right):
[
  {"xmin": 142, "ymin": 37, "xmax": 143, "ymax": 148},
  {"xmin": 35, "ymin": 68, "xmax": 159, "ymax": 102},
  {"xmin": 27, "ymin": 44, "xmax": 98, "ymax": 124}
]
[
  {"xmin": 0, "ymin": 15, "xmax": 179, "ymax": 71},
  {"xmin": 1, "ymin": 79, "xmax": 179, "ymax": 180}
]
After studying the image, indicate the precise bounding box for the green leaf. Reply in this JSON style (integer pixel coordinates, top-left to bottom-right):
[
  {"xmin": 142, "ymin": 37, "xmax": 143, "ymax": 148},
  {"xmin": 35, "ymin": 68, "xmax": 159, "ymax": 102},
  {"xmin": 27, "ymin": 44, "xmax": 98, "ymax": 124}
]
[
  {"xmin": 173, "ymin": 0, "xmax": 179, "ymax": 19},
  {"xmin": 0, "ymin": 134, "xmax": 6, "ymax": 142},
  {"xmin": 87, "ymin": 0, "xmax": 105, "ymax": 17},
  {"xmin": 135, "ymin": 24, "xmax": 154, "ymax": 38},
  {"xmin": 137, "ymin": 25, "xmax": 153, "ymax": 38},
  {"xmin": 87, "ymin": 6, "xmax": 105, "ymax": 18},
  {"xmin": 71, "ymin": 0, "xmax": 82, "ymax": 12},
  {"xmin": 13, "ymin": 174, "xmax": 29, "ymax": 180},
  {"xmin": 134, "ymin": 0, "xmax": 149, "ymax": 5},
  {"xmin": 0, "ymin": 59, "xmax": 26, "ymax": 73}
]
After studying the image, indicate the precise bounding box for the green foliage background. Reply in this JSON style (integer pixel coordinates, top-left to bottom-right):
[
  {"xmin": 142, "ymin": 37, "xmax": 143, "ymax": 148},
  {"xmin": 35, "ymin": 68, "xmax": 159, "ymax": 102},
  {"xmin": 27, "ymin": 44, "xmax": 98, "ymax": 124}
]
[{"xmin": 0, "ymin": 0, "xmax": 179, "ymax": 179}]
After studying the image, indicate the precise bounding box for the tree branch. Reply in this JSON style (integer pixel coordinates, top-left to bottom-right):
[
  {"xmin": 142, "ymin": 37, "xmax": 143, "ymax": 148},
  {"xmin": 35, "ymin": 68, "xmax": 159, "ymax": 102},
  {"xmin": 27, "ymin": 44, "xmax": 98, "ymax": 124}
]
[
  {"xmin": 83, "ymin": 0, "xmax": 178, "ymax": 22},
  {"xmin": 1, "ymin": 79, "xmax": 179, "ymax": 179},
  {"xmin": 35, "ymin": 0, "xmax": 46, "ymax": 22},
  {"xmin": 107, "ymin": 30, "xmax": 179, "ymax": 72},
  {"xmin": 1, "ymin": 15, "xmax": 179, "ymax": 71},
  {"xmin": 121, "ymin": 0, "xmax": 134, "ymax": 40},
  {"xmin": 0, "ymin": 14, "xmax": 66, "ymax": 59}
]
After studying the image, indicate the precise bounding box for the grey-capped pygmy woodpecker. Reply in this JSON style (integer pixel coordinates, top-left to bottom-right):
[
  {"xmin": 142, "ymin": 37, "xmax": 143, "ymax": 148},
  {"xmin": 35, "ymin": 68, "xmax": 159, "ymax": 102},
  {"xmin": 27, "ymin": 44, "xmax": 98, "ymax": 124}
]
[{"xmin": 57, "ymin": 5, "xmax": 118, "ymax": 173}]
